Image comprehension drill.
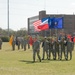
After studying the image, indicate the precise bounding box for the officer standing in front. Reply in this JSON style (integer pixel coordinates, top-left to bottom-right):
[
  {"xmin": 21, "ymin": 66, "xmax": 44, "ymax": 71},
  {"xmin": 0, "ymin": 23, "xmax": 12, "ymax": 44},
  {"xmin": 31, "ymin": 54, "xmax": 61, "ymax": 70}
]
[
  {"xmin": 42, "ymin": 37, "xmax": 49, "ymax": 60},
  {"xmin": 32, "ymin": 36, "xmax": 41, "ymax": 62}
]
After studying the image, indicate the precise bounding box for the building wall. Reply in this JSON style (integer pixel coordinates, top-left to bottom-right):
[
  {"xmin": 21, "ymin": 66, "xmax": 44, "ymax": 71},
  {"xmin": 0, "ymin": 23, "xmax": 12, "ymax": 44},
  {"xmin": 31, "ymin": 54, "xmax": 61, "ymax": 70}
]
[
  {"xmin": 28, "ymin": 10, "xmax": 75, "ymax": 36},
  {"xmin": 28, "ymin": 16, "xmax": 39, "ymax": 35}
]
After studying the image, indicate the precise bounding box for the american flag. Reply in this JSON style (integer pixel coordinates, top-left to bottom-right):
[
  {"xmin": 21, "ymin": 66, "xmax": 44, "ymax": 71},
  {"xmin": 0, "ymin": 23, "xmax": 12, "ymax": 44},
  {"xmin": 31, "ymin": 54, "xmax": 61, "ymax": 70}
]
[
  {"xmin": 33, "ymin": 17, "xmax": 50, "ymax": 31},
  {"xmin": 33, "ymin": 20, "xmax": 41, "ymax": 31}
]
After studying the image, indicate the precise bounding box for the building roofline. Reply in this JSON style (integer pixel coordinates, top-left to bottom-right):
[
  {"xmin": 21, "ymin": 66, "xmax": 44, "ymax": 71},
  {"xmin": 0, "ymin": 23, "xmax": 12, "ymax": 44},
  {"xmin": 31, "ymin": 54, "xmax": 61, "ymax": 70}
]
[
  {"xmin": 28, "ymin": 15, "xmax": 39, "ymax": 19},
  {"xmin": 47, "ymin": 14, "xmax": 75, "ymax": 16}
]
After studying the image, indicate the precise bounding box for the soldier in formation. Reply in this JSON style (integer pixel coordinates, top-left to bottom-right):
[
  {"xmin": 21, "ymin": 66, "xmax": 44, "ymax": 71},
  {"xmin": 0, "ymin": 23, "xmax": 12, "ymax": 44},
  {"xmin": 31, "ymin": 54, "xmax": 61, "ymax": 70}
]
[
  {"xmin": 42, "ymin": 37, "xmax": 49, "ymax": 60},
  {"xmin": 20, "ymin": 37, "xmax": 24, "ymax": 49},
  {"xmin": 66, "ymin": 38, "xmax": 73, "ymax": 60},
  {"xmin": 23, "ymin": 37, "xmax": 27, "ymax": 51},
  {"xmin": 16, "ymin": 37, "xmax": 21, "ymax": 50},
  {"xmin": 41, "ymin": 36, "xmax": 74, "ymax": 61},
  {"xmin": 10, "ymin": 35, "xmax": 28, "ymax": 51},
  {"xmin": 53, "ymin": 38, "xmax": 59, "ymax": 60},
  {"xmin": 12, "ymin": 35, "xmax": 16, "ymax": 50}
]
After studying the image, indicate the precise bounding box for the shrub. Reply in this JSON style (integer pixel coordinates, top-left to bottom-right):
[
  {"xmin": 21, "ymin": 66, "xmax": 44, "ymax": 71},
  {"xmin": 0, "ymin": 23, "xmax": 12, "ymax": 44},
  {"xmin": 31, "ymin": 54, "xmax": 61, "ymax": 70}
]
[{"xmin": 1, "ymin": 36, "xmax": 9, "ymax": 42}]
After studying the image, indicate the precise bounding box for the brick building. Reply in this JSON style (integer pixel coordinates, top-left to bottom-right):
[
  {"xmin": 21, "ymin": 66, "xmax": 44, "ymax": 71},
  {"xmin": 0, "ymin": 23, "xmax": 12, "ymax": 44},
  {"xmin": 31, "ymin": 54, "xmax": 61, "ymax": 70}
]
[{"xmin": 28, "ymin": 10, "xmax": 75, "ymax": 36}]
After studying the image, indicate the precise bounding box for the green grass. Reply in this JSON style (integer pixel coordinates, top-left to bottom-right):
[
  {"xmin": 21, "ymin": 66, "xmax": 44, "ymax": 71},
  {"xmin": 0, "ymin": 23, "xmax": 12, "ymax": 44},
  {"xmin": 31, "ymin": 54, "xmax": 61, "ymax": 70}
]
[{"xmin": 0, "ymin": 42, "xmax": 75, "ymax": 75}]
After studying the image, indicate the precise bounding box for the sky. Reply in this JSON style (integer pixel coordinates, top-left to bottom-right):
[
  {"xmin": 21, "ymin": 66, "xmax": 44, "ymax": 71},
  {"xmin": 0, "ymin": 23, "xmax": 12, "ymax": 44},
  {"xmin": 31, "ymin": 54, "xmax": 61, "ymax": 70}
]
[{"xmin": 0, "ymin": 0, "xmax": 75, "ymax": 31}]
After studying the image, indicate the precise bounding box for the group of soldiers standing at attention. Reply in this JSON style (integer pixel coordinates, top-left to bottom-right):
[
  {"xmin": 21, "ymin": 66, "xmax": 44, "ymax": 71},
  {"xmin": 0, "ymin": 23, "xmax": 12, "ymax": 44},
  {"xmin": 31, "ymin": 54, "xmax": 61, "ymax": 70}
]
[
  {"xmin": 41, "ymin": 36, "xmax": 74, "ymax": 61},
  {"xmin": 0, "ymin": 35, "xmax": 75, "ymax": 62},
  {"xmin": 10, "ymin": 36, "xmax": 30, "ymax": 51},
  {"xmin": 32, "ymin": 35, "xmax": 74, "ymax": 62}
]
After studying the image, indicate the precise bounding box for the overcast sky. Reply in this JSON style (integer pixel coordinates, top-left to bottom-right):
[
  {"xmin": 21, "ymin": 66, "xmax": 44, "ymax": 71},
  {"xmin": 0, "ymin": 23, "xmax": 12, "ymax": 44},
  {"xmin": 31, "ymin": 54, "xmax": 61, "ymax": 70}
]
[{"xmin": 0, "ymin": 0, "xmax": 75, "ymax": 31}]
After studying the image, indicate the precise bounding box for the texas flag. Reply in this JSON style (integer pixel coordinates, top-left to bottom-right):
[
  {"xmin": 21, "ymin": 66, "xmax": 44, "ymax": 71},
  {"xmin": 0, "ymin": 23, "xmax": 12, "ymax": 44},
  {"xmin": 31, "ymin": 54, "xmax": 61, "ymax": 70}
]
[{"xmin": 33, "ymin": 17, "xmax": 50, "ymax": 31}]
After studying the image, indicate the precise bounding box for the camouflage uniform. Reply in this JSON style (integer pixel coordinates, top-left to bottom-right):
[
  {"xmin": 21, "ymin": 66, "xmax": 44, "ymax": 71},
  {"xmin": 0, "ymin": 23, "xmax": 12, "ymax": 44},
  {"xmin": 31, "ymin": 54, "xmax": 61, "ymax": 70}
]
[
  {"xmin": 42, "ymin": 38, "xmax": 49, "ymax": 60},
  {"xmin": 54, "ymin": 39, "xmax": 59, "ymax": 60},
  {"xmin": 48, "ymin": 38, "xmax": 55, "ymax": 60},
  {"xmin": 66, "ymin": 39, "xmax": 73, "ymax": 60},
  {"xmin": 20, "ymin": 37, "xmax": 24, "ymax": 49},
  {"xmin": 48, "ymin": 38, "xmax": 52, "ymax": 60},
  {"xmin": 23, "ymin": 38, "xmax": 27, "ymax": 51},
  {"xmin": 12, "ymin": 37, "xmax": 16, "ymax": 50},
  {"xmin": 27, "ymin": 39, "xmax": 30, "ymax": 49},
  {"xmin": 32, "ymin": 38, "xmax": 41, "ymax": 62},
  {"xmin": 59, "ymin": 38, "xmax": 65, "ymax": 60},
  {"xmin": 16, "ymin": 37, "xmax": 20, "ymax": 50}
]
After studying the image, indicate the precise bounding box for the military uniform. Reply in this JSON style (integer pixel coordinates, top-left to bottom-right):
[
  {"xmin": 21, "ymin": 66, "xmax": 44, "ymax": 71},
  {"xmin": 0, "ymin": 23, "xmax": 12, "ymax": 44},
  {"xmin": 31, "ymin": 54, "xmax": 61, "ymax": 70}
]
[
  {"xmin": 32, "ymin": 38, "xmax": 41, "ymax": 62},
  {"xmin": 23, "ymin": 38, "xmax": 27, "ymax": 51},
  {"xmin": 42, "ymin": 38, "xmax": 49, "ymax": 60},
  {"xmin": 59, "ymin": 39, "xmax": 64, "ymax": 60},
  {"xmin": 27, "ymin": 39, "xmax": 30, "ymax": 49},
  {"xmin": 20, "ymin": 37, "xmax": 24, "ymax": 49},
  {"xmin": 54, "ymin": 40, "xmax": 59, "ymax": 60},
  {"xmin": 12, "ymin": 37, "xmax": 16, "ymax": 50},
  {"xmin": 48, "ymin": 38, "xmax": 55, "ymax": 60},
  {"xmin": 66, "ymin": 39, "xmax": 73, "ymax": 60},
  {"xmin": 48, "ymin": 39, "xmax": 52, "ymax": 60},
  {"xmin": 71, "ymin": 42, "xmax": 74, "ymax": 51},
  {"xmin": 0, "ymin": 38, "xmax": 2, "ymax": 50},
  {"xmin": 17, "ymin": 40, "xmax": 20, "ymax": 50},
  {"xmin": 16, "ymin": 37, "xmax": 21, "ymax": 50}
]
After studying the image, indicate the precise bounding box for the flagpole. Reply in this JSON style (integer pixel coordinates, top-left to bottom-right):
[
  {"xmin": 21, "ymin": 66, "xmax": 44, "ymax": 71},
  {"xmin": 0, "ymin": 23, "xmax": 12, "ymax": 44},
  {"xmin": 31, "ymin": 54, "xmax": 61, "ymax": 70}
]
[
  {"xmin": 44, "ymin": 0, "xmax": 46, "ymax": 36},
  {"xmin": 55, "ymin": 29, "xmax": 58, "ymax": 37},
  {"xmin": 7, "ymin": 0, "xmax": 9, "ymax": 36},
  {"xmin": 44, "ymin": 0, "xmax": 46, "ymax": 10},
  {"xmin": 54, "ymin": 14, "xmax": 58, "ymax": 38},
  {"xmin": 50, "ymin": 29, "xmax": 51, "ymax": 37},
  {"xmin": 62, "ymin": 15, "xmax": 64, "ymax": 34},
  {"xmin": 45, "ymin": 30, "xmax": 46, "ymax": 37}
]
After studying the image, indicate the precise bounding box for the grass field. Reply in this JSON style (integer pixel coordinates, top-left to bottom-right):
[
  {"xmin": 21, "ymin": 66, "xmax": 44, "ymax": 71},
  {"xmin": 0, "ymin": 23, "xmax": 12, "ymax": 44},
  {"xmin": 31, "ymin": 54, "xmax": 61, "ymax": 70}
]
[{"xmin": 0, "ymin": 42, "xmax": 75, "ymax": 75}]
